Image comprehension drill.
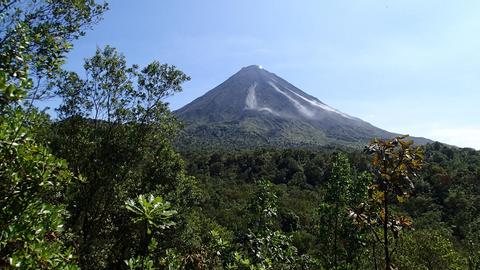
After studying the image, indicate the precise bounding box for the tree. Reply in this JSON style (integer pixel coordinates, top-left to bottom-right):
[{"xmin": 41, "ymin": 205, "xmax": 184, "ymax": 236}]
[
  {"xmin": 233, "ymin": 179, "xmax": 308, "ymax": 270},
  {"xmin": 48, "ymin": 45, "xmax": 191, "ymax": 268},
  {"xmin": 0, "ymin": 1, "xmax": 106, "ymax": 268},
  {"xmin": 465, "ymin": 218, "xmax": 480, "ymax": 270},
  {"xmin": 318, "ymin": 153, "xmax": 370, "ymax": 269},
  {"xmin": 0, "ymin": 52, "xmax": 78, "ymax": 269},
  {"xmin": 351, "ymin": 136, "xmax": 423, "ymax": 270},
  {"xmin": 395, "ymin": 229, "xmax": 466, "ymax": 270},
  {"xmin": 1, "ymin": 0, "xmax": 107, "ymax": 100},
  {"xmin": 318, "ymin": 153, "xmax": 352, "ymax": 268}
]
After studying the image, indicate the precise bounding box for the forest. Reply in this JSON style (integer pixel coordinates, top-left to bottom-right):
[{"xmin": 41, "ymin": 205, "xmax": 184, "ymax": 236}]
[{"xmin": 1, "ymin": 1, "xmax": 480, "ymax": 269}]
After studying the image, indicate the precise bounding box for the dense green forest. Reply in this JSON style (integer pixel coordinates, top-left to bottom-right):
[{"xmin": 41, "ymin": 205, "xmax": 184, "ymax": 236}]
[{"xmin": 1, "ymin": 1, "xmax": 480, "ymax": 269}]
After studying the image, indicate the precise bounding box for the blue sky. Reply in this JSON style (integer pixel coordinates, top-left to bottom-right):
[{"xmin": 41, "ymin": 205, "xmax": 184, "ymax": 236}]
[{"xmin": 61, "ymin": 0, "xmax": 480, "ymax": 149}]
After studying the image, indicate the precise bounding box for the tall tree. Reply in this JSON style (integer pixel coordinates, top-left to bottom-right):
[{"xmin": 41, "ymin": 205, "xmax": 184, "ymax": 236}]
[
  {"xmin": 0, "ymin": 57, "xmax": 79, "ymax": 269},
  {"xmin": 352, "ymin": 136, "xmax": 423, "ymax": 270},
  {"xmin": 1, "ymin": 1, "xmax": 106, "ymax": 268},
  {"xmin": 234, "ymin": 179, "xmax": 307, "ymax": 269},
  {"xmin": 49, "ymin": 46, "xmax": 191, "ymax": 268},
  {"xmin": 318, "ymin": 153, "xmax": 370, "ymax": 269}
]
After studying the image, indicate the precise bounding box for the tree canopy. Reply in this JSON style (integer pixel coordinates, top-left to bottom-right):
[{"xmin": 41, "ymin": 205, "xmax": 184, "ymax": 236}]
[{"xmin": 1, "ymin": 1, "xmax": 479, "ymax": 269}]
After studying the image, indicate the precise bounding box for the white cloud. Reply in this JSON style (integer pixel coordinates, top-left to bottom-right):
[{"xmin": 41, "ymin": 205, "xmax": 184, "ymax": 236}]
[{"xmin": 427, "ymin": 127, "xmax": 480, "ymax": 150}]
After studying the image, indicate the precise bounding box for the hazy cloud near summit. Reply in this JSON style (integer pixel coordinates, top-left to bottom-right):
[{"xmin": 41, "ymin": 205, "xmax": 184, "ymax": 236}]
[{"xmin": 427, "ymin": 127, "xmax": 480, "ymax": 150}]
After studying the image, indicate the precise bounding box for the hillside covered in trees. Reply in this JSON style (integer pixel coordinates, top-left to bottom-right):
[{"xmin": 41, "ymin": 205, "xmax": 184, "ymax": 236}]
[{"xmin": 1, "ymin": 1, "xmax": 480, "ymax": 270}]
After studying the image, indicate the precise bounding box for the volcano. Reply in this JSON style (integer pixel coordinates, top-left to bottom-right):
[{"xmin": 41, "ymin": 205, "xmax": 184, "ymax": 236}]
[{"xmin": 175, "ymin": 65, "xmax": 430, "ymax": 149}]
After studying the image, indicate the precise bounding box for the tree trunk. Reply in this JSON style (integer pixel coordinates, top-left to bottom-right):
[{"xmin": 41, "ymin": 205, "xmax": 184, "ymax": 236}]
[
  {"xmin": 334, "ymin": 205, "xmax": 338, "ymax": 268},
  {"xmin": 384, "ymin": 192, "xmax": 391, "ymax": 270}
]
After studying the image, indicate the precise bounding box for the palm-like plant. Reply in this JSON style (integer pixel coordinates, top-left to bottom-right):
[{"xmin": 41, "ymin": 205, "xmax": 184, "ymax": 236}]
[
  {"xmin": 125, "ymin": 194, "xmax": 177, "ymax": 233},
  {"xmin": 125, "ymin": 194, "xmax": 177, "ymax": 269}
]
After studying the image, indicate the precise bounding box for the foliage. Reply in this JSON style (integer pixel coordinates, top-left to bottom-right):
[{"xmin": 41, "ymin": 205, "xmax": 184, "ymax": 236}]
[
  {"xmin": 47, "ymin": 45, "xmax": 191, "ymax": 268},
  {"xmin": 229, "ymin": 179, "xmax": 310, "ymax": 270},
  {"xmin": 0, "ymin": 58, "xmax": 77, "ymax": 269},
  {"xmin": 54, "ymin": 45, "xmax": 189, "ymax": 123},
  {"xmin": 125, "ymin": 195, "xmax": 177, "ymax": 233},
  {"xmin": 177, "ymin": 144, "xmax": 480, "ymax": 269},
  {"xmin": 351, "ymin": 136, "xmax": 424, "ymax": 269},
  {"xmin": 2, "ymin": 1, "xmax": 480, "ymax": 268},
  {"xmin": 395, "ymin": 229, "xmax": 467, "ymax": 269},
  {"xmin": 0, "ymin": 0, "xmax": 107, "ymax": 101},
  {"xmin": 317, "ymin": 153, "xmax": 370, "ymax": 269},
  {"xmin": 0, "ymin": 1, "xmax": 107, "ymax": 265},
  {"xmin": 464, "ymin": 218, "xmax": 480, "ymax": 270},
  {"xmin": 124, "ymin": 194, "xmax": 177, "ymax": 270}
]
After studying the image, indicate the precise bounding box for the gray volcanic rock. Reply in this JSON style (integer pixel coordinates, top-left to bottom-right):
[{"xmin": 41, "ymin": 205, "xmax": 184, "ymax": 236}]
[{"xmin": 175, "ymin": 65, "xmax": 430, "ymax": 148}]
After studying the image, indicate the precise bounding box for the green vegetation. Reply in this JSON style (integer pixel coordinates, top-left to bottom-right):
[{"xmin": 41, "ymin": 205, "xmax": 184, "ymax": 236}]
[
  {"xmin": 1, "ymin": 1, "xmax": 480, "ymax": 269},
  {"xmin": 354, "ymin": 137, "xmax": 424, "ymax": 269}
]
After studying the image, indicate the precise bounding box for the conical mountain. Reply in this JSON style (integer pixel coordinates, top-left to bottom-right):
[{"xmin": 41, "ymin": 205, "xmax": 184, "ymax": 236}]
[{"xmin": 175, "ymin": 65, "xmax": 429, "ymax": 148}]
